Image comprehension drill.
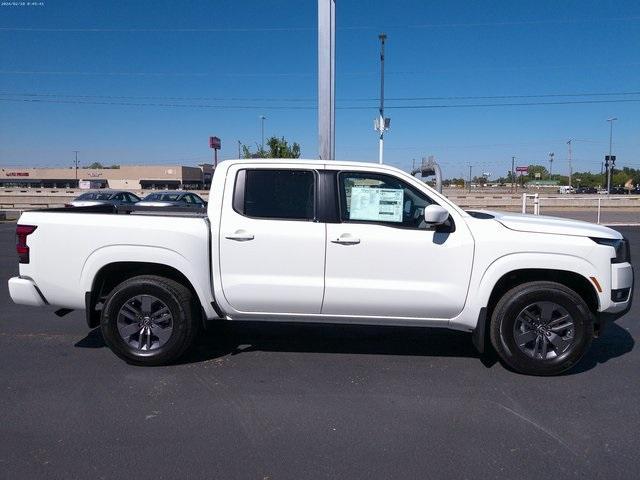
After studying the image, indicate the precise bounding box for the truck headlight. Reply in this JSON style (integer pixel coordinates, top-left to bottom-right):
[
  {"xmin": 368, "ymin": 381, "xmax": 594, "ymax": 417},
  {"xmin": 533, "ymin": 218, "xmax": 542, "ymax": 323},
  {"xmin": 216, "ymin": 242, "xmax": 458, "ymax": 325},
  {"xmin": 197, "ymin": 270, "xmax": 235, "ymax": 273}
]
[{"xmin": 591, "ymin": 237, "xmax": 631, "ymax": 264}]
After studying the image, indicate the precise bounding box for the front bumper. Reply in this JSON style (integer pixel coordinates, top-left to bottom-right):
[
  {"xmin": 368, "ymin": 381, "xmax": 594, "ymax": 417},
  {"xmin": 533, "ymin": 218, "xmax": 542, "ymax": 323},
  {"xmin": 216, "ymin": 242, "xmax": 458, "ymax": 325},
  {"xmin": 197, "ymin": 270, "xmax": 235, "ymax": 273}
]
[
  {"xmin": 8, "ymin": 276, "xmax": 48, "ymax": 307},
  {"xmin": 598, "ymin": 262, "xmax": 634, "ymax": 323}
]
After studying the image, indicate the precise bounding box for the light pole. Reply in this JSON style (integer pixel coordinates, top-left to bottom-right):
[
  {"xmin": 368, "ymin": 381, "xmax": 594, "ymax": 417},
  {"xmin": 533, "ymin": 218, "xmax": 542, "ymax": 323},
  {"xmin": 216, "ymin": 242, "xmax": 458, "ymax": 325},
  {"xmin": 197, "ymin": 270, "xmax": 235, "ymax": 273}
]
[
  {"xmin": 567, "ymin": 140, "xmax": 572, "ymax": 187},
  {"xmin": 238, "ymin": 140, "xmax": 242, "ymax": 159},
  {"xmin": 260, "ymin": 115, "xmax": 267, "ymax": 152},
  {"xmin": 548, "ymin": 152, "xmax": 554, "ymax": 178},
  {"xmin": 468, "ymin": 165, "xmax": 472, "ymax": 193},
  {"xmin": 375, "ymin": 33, "xmax": 390, "ymax": 164},
  {"xmin": 511, "ymin": 156, "xmax": 515, "ymax": 193},
  {"xmin": 607, "ymin": 117, "xmax": 617, "ymax": 193},
  {"xmin": 73, "ymin": 150, "xmax": 79, "ymax": 180}
]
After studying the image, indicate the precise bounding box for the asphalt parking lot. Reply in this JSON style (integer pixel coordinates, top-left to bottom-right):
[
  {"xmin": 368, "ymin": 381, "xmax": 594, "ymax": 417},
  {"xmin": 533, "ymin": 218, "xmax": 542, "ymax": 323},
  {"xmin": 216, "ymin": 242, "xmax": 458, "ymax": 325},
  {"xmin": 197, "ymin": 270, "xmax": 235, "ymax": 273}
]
[{"xmin": 1, "ymin": 223, "xmax": 638, "ymax": 480}]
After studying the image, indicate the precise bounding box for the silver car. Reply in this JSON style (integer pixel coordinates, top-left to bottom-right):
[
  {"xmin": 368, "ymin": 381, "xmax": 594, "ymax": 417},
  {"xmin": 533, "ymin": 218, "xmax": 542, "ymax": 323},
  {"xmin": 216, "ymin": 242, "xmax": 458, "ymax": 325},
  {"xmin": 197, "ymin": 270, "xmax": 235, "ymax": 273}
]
[
  {"xmin": 137, "ymin": 191, "xmax": 207, "ymax": 208},
  {"xmin": 69, "ymin": 190, "xmax": 141, "ymax": 207}
]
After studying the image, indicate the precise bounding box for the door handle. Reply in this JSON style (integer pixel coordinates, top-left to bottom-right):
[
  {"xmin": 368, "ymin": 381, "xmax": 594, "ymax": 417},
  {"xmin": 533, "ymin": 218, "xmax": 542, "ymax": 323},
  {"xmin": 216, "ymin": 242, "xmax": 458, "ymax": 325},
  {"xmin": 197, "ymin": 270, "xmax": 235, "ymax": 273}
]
[
  {"xmin": 225, "ymin": 230, "xmax": 255, "ymax": 241},
  {"xmin": 331, "ymin": 234, "xmax": 360, "ymax": 245}
]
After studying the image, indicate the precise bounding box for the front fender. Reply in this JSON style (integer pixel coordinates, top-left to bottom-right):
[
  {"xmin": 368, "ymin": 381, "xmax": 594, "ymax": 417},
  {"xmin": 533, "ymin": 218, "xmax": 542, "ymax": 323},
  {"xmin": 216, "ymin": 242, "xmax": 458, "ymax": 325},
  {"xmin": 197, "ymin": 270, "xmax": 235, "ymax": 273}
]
[
  {"xmin": 80, "ymin": 244, "xmax": 215, "ymax": 318},
  {"xmin": 449, "ymin": 252, "xmax": 604, "ymax": 331}
]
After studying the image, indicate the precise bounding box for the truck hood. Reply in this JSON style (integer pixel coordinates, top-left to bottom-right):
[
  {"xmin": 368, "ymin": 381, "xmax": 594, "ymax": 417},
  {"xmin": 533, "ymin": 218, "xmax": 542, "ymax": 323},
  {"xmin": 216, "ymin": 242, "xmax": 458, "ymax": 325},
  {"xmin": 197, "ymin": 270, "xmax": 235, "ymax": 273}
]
[{"xmin": 470, "ymin": 210, "xmax": 622, "ymax": 240}]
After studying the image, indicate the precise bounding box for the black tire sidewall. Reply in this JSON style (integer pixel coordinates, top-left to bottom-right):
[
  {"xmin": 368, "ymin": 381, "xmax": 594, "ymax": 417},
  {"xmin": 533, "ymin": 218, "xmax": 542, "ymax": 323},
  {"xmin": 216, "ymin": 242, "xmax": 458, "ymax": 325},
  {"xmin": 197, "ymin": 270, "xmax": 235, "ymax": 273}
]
[
  {"xmin": 493, "ymin": 283, "xmax": 593, "ymax": 375},
  {"xmin": 101, "ymin": 279, "xmax": 190, "ymax": 365}
]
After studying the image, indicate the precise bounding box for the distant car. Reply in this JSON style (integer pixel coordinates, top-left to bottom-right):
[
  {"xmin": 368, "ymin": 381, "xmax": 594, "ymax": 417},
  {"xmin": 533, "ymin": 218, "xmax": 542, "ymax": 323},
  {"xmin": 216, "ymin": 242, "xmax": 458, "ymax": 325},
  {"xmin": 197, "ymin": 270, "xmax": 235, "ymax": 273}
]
[
  {"xmin": 610, "ymin": 187, "xmax": 630, "ymax": 195},
  {"xmin": 575, "ymin": 186, "xmax": 597, "ymax": 194},
  {"xmin": 69, "ymin": 190, "xmax": 140, "ymax": 207},
  {"xmin": 137, "ymin": 191, "xmax": 207, "ymax": 208},
  {"xmin": 557, "ymin": 186, "xmax": 575, "ymax": 194}
]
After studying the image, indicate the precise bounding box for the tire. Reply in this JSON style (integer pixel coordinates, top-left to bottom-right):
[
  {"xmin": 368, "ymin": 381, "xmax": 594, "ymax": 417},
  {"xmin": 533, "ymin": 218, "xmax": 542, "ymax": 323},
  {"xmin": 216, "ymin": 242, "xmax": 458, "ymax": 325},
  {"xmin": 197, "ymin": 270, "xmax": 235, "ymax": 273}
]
[
  {"xmin": 100, "ymin": 275, "xmax": 200, "ymax": 366},
  {"xmin": 489, "ymin": 281, "xmax": 594, "ymax": 376}
]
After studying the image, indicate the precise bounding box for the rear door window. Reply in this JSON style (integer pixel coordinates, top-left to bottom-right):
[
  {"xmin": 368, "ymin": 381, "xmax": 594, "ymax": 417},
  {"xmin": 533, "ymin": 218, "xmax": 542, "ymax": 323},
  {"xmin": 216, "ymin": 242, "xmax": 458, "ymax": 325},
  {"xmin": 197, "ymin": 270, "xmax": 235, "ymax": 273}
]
[{"xmin": 235, "ymin": 169, "xmax": 315, "ymax": 220}]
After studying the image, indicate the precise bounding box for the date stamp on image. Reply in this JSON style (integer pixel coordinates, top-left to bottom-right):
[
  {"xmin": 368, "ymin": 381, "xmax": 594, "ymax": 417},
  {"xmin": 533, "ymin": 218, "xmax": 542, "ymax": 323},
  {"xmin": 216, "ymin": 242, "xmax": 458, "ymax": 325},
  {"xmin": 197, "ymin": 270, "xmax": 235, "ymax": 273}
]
[{"xmin": 1, "ymin": 1, "xmax": 45, "ymax": 6}]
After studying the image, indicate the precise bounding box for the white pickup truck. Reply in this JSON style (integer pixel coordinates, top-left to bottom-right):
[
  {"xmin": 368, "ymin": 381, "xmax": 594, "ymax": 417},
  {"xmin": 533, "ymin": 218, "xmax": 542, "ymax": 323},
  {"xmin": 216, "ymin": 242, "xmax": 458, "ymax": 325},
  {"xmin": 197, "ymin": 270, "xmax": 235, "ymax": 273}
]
[{"xmin": 8, "ymin": 159, "xmax": 633, "ymax": 375}]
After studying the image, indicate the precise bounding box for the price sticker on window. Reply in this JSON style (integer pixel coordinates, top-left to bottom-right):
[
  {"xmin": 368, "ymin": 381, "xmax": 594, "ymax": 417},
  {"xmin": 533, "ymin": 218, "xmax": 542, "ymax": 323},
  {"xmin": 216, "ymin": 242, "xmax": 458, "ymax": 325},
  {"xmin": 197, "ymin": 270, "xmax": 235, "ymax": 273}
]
[{"xmin": 349, "ymin": 187, "xmax": 403, "ymax": 222}]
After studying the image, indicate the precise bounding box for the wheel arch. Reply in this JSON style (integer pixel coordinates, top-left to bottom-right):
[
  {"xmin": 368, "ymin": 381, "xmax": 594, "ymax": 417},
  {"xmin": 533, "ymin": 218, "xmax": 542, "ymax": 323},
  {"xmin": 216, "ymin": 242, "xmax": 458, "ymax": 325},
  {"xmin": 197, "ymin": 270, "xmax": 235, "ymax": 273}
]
[
  {"xmin": 486, "ymin": 268, "xmax": 600, "ymax": 321},
  {"xmin": 84, "ymin": 259, "xmax": 214, "ymax": 327}
]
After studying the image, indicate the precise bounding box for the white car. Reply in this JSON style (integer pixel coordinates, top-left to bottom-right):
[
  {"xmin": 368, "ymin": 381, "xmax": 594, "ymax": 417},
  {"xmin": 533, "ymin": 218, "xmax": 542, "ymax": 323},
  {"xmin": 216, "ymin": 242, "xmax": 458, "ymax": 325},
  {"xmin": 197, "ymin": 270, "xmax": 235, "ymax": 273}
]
[{"xmin": 8, "ymin": 159, "xmax": 633, "ymax": 375}]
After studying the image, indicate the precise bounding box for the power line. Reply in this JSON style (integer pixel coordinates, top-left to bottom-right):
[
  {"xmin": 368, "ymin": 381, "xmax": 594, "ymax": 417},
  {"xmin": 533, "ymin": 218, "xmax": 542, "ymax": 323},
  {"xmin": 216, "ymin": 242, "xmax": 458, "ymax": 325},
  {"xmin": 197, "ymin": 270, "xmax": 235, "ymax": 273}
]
[
  {"xmin": 0, "ymin": 16, "xmax": 638, "ymax": 33},
  {"xmin": 0, "ymin": 90, "xmax": 638, "ymax": 103},
  {"xmin": 1, "ymin": 96, "xmax": 640, "ymax": 110}
]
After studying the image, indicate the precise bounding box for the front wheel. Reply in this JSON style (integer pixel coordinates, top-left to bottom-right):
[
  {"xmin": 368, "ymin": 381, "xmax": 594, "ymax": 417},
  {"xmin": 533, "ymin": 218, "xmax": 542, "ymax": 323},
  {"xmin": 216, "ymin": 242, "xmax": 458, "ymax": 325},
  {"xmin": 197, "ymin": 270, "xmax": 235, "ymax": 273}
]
[
  {"xmin": 489, "ymin": 281, "xmax": 594, "ymax": 376},
  {"xmin": 101, "ymin": 275, "xmax": 199, "ymax": 366}
]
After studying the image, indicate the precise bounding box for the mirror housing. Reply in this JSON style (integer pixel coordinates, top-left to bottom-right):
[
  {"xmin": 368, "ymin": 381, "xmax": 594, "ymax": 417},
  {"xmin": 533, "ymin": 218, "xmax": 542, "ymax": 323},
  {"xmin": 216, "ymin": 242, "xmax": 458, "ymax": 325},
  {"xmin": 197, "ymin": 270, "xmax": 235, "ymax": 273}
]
[{"xmin": 423, "ymin": 205, "xmax": 449, "ymax": 225}]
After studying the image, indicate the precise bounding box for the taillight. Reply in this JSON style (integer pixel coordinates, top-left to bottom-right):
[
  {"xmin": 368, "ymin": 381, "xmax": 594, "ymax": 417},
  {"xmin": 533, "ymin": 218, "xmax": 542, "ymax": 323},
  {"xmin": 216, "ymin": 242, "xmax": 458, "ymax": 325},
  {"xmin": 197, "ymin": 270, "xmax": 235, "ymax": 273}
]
[{"xmin": 16, "ymin": 225, "xmax": 37, "ymax": 264}]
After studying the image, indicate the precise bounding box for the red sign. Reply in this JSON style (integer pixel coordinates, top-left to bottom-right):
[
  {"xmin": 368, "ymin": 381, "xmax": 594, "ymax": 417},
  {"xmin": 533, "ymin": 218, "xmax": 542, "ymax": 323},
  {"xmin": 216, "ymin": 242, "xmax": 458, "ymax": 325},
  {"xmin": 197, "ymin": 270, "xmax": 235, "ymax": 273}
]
[
  {"xmin": 6, "ymin": 172, "xmax": 29, "ymax": 177},
  {"xmin": 209, "ymin": 136, "xmax": 221, "ymax": 149},
  {"xmin": 515, "ymin": 166, "xmax": 528, "ymax": 173}
]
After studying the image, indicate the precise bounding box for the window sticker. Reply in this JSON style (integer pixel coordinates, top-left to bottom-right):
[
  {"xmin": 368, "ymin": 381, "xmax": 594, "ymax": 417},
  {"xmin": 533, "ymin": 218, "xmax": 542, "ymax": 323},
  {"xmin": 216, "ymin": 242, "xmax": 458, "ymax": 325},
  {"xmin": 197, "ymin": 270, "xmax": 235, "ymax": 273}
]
[{"xmin": 349, "ymin": 187, "xmax": 403, "ymax": 222}]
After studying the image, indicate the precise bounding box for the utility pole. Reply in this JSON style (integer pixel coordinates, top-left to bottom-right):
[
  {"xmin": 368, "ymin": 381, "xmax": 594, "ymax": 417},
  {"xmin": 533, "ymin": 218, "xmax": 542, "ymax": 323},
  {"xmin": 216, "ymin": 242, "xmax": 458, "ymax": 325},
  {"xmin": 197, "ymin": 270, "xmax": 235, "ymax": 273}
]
[
  {"xmin": 567, "ymin": 139, "xmax": 573, "ymax": 187},
  {"xmin": 73, "ymin": 150, "xmax": 79, "ymax": 180},
  {"xmin": 237, "ymin": 140, "xmax": 242, "ymax": 159},
  {"xmin": 318, "ymin": 0, "xmax": 336, "ymax": 160},
  {"xmin": 606, "ymin": 117, "xmax": 617, "ymax": 193},
  {"xmin": 259, "ymin": 115, "xmax": 267, "ymax": 152},
  {"xmin": 548, "ymin": 152, "xmax": 554, "ymax": 177},
  {"xmin": 375, "ymin": 33, "xmax": 390, "ymax": 164},
  {"xmin": 468, "ymin": 165, "xmax": 472, "ymax": 193},
  {"xmin": 511, "ymin": 156, "xmax": 515, "ymax": 193}
]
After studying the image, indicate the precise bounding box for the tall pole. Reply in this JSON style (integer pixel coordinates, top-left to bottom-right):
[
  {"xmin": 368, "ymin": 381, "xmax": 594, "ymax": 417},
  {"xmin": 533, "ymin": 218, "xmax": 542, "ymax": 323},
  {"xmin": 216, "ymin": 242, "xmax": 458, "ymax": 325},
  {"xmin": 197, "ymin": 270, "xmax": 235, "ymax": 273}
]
[
  {"xmin": 238, "ymin": 140, "xmax": 242, "ymax": 159},
  {"xmin": 260, "ymin": 115, "xmax": 267, "ymax": 151},
  {"xmin": 511, "ymin": 156, "xmax": 515, "ymax": 193},
  {"xmin": 73, "ymin": 150, "xmax": 79, "ymax": 180},
  {"xmin": 567, "ymin": 139, "xmax": 572, "ymax": 187},
  {"xmin": 468, "ymin": 165, "xmax": 472, "ymax": 193},
  {"xmin": 548, "ymin": 152, "xmax": 554, "ymax": 177},
  {"xmin": 318, "ymin": 0, "xmax": 336, "ymax": 160},
  {"xmin": 607, "ymin": 117, "xmax": 617, "ymax": 193},
  {"xmin": 378, "ymin": 33, "xmax": 387, "ymax": 164}
]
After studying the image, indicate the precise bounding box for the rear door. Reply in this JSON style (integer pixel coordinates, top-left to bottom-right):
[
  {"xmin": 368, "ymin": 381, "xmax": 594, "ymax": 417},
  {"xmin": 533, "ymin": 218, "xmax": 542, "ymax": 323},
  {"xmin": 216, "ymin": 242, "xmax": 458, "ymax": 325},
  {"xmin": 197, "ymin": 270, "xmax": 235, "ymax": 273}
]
[{"xmin": 219, "ymin": 164, "xmax": 326, "ymax": 314}]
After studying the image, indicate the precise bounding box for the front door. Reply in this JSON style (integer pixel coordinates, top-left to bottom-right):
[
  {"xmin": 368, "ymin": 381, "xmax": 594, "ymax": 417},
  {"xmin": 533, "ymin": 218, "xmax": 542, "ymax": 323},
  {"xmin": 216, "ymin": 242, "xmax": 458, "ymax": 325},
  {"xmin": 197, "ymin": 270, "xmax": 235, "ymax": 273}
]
[
  {"xmin": 219, "ymin": 165, "xmax": 326, "ymax": 314},
  {"xmin": 322, "ymin": 170, "xmax": 474, "ymax": 319}
]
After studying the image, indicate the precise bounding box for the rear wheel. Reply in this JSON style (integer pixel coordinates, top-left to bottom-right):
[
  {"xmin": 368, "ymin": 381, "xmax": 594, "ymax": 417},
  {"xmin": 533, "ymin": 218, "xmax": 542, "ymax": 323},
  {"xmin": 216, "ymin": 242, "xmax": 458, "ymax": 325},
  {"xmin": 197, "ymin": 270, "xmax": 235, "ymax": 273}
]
[
  {"xmin": 100, "ymin": 275, "xmax": 199, "ymax": 366},
  {"xmin": 489, "ymin": 281, "xmax": 594, "ymax": 376}
]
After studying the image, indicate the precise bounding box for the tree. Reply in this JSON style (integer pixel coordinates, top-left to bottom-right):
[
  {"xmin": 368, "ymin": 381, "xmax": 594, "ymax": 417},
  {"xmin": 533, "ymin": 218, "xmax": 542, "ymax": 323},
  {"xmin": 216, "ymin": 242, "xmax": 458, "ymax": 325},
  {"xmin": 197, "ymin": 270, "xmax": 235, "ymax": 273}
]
[
  {"xmin": 84, "ymin": 162, "xmax": 104, "ymax": 169},
  {"xmin": 242, "ymin": 136, "xmax": 301, "ymax": 159}
]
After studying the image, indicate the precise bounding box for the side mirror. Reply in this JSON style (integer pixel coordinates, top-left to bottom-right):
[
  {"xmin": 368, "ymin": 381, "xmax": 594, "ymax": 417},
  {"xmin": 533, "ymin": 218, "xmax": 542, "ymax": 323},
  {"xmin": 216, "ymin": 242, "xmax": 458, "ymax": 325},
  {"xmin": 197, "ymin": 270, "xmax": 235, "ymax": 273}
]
[{"xmin": 423, "ymin": 205, "xmax": 449, "ymax": 225}]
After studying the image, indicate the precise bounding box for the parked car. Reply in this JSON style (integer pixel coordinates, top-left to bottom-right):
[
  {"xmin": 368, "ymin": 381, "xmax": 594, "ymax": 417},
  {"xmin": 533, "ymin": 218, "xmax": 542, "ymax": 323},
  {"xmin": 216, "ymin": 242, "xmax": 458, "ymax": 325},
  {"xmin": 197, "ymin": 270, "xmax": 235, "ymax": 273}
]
[
  {"xmin": 8, "ymin": 159, "xmax": 633, "ymax": 375},
  {"xmin": 557, "ymin": 186, "xmax": 575, "ymax": 194},
  {"xmin": 137, "ymin": 191, "xmax": 207, "ymax": 208},
  {"xmin": 68, "ymin": 190, "xmax": 140, "ymax": 207},
  {"xmin": 575, "ymin": 186, "xmax": 597, "ymax": 194},
  {"xmin": 610, "ymin": 187, "xmax": 630, "ymax": 195}
]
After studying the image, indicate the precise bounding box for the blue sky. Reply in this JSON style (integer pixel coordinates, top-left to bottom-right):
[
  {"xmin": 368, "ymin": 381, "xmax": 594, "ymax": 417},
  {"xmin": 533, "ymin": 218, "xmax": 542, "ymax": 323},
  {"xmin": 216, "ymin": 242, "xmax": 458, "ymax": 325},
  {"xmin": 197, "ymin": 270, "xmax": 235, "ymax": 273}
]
[{"xmin": 0, "ymin": 0, "xmax": 639, "ymax": 178}]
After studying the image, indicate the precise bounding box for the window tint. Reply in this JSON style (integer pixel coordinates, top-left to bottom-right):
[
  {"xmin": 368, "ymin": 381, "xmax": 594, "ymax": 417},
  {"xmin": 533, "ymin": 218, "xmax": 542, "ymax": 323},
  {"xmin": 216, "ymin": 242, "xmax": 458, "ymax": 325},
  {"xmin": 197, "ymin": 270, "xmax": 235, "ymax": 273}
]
[
  {"xmin": 183, "ymin": 194, "xmax": 193, "ymax": 203},
  {"xmin": 339, "ymin": 172, "xmax": 434, "ymax": 229},
  {"xmin": 127, "ymin": 193, "xmax": 140, "ymax": 203},
  {"xmin": 113, "ymin": 193, "xmax": 125, "ymax": 201},
  {"xmin": 192, "ymin": 194, "xmax": 204, "ymax": 205},
  {"xmin": 239, "ymin": 169, "xmax": 315, "ymax": 220}
]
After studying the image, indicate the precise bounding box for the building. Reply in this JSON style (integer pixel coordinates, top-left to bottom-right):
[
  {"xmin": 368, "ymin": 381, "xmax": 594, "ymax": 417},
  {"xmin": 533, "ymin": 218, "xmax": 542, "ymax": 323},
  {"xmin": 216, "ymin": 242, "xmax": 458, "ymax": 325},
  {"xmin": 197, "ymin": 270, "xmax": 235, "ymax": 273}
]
[{"xmin": 0, "ymin": 164, "xmax": 215, "ymax": 190}]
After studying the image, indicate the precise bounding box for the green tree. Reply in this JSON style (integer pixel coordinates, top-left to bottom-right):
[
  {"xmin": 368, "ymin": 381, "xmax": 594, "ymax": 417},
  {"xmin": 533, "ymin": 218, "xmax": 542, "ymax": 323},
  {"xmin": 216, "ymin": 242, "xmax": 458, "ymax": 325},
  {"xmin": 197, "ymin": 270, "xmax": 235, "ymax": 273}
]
[
  {"xmin": 84, "ymin": 162, "xmax": 104, "ymax": 169},
  {"xmin": 242, "ymin": 136, "xmax": 301, "ymax": 159}
]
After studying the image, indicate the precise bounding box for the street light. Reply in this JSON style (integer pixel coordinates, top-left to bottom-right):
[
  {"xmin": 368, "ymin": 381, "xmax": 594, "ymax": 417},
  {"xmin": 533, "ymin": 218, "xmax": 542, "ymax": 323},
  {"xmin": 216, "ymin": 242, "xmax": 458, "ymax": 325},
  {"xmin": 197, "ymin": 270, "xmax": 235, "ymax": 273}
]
[
  {"xmin": 259, "ymin": 115, "xmax": 267, "ymax": 151},
  {"xmin": 606, "ymin": 117, "xmax": 618, "ymax": 193}
]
